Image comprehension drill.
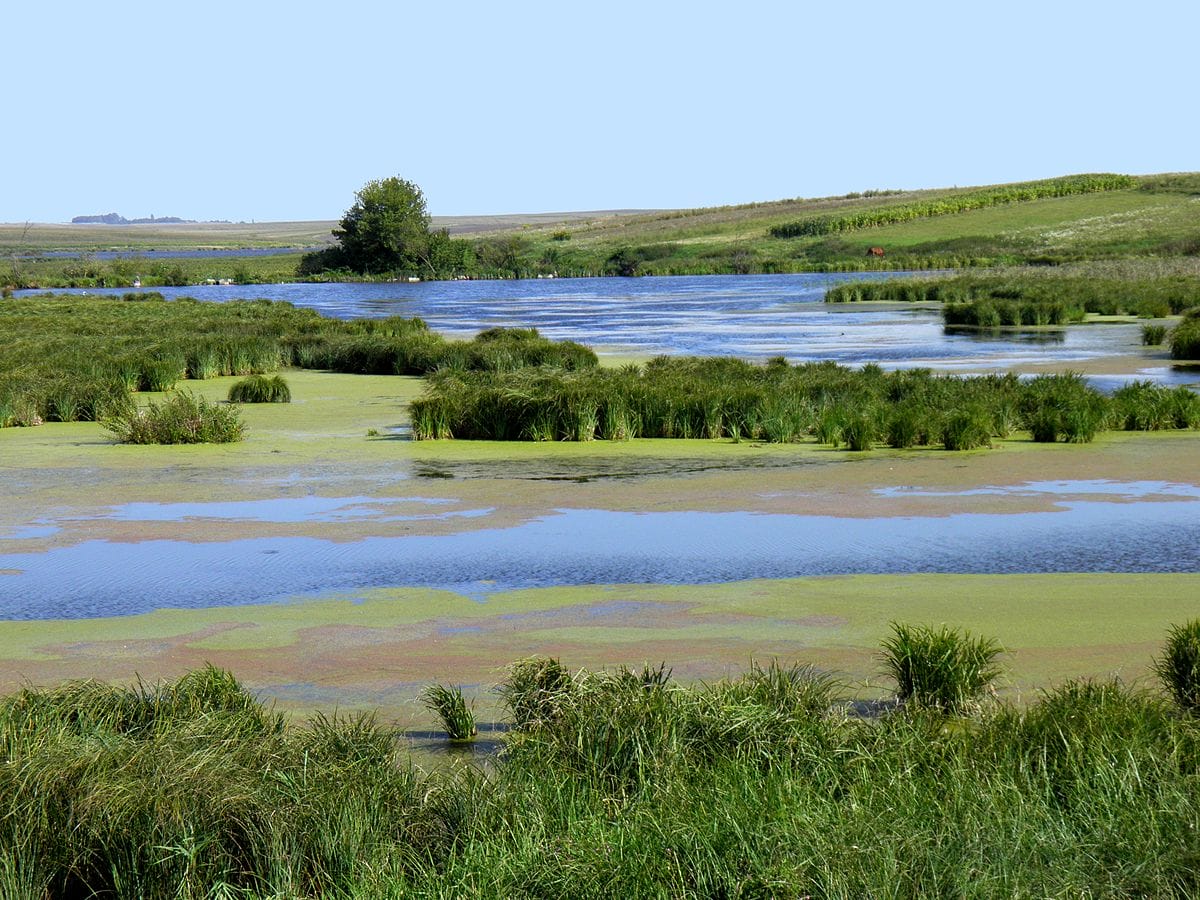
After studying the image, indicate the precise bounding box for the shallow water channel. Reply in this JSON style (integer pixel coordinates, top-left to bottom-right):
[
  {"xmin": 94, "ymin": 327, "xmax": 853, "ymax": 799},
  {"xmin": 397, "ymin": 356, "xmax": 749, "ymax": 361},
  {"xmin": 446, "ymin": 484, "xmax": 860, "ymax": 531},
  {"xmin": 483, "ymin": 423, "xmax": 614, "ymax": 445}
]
[{"xmin": 2, "ymin": 482, "xmax": 1198, "ymax": 620}]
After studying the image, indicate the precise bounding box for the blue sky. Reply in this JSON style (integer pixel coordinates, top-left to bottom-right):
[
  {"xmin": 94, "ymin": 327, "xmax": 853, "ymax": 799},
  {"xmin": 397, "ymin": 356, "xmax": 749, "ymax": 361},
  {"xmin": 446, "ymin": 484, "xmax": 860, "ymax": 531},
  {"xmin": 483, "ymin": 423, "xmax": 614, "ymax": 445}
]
[{"xmin": 6, "ymin": 0, "xmax": 1197, "ymax": 222}]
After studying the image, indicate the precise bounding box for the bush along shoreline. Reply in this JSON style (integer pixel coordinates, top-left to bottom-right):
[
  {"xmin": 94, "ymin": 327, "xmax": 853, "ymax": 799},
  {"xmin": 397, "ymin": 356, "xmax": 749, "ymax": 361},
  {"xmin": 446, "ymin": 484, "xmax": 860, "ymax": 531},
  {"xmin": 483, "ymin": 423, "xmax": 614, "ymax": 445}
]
[{"xmin": 4, "ymin": 620, "xmax": 1200, "ymax": 898}]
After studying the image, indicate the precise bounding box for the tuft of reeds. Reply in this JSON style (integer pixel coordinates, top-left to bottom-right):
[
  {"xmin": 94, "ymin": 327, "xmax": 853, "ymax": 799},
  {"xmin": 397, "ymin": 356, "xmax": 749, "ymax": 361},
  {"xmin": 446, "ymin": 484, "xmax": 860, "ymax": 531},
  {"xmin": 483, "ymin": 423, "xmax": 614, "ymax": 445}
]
[
  {"xmin": 497, "ymin": 656, "xmax": 575, "ymax": 733},
  {"xmin": 1141, "ymin": 323, "xmax": 1168, "ymax": 345},
  {"xmin": 1170, "ymin": 318, "xmax": 1200, "ymax": 359},
  {"xmin": 103, "ymin": 390, "xmax": 244, "ymax": 444},
  {"xmin": 1154, "ymin": 619, "xmax": 1200, "ymax": 713},
  {"xmin": 421, "ymin": 684, "xmax": 477, "ymax": 741},
  {"xmin": 228, "ymin": 374, "xmax": 292, "ymax": 403},
  {"xmin": 879, "ymin": 622, "xmax": 1003, "ymax": 713}
]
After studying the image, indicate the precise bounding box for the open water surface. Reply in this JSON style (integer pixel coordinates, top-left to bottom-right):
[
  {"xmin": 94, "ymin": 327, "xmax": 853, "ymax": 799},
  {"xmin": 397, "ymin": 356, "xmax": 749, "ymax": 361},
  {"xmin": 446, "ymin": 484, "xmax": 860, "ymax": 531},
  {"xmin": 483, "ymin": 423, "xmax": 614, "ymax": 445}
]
[
  {"xmin": 2, "ymin": 489, "xmax": 1198, "ymax": 619},
  {"xmin": 19, "ymin": 274, "xmax": 1189, "ymax": 377}
]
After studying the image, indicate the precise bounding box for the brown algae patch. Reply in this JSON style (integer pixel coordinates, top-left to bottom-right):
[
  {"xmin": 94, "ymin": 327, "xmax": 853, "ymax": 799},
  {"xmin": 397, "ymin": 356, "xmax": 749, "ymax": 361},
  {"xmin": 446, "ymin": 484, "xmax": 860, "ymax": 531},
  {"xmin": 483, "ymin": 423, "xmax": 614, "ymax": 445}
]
[{"xmin": 2, "ymin": 574, "xmax": 1197, "ymax": 720}]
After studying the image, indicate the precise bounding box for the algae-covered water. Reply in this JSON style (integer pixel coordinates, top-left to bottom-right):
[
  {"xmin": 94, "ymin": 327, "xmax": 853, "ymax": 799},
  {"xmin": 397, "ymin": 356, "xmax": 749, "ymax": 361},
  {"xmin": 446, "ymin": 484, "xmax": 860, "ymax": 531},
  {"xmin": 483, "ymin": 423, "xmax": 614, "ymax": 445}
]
[{"xmin": 3, "ymin": 490, "xmax": 1198, "ymax": 619}]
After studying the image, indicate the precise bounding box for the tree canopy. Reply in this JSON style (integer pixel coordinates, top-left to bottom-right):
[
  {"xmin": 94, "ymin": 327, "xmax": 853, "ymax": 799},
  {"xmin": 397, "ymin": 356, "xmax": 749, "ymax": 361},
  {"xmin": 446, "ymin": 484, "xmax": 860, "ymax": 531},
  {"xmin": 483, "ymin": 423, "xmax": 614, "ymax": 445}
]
[{"xmin": 331, "ymin": 177, "xmax": 434, "ymax": 275}]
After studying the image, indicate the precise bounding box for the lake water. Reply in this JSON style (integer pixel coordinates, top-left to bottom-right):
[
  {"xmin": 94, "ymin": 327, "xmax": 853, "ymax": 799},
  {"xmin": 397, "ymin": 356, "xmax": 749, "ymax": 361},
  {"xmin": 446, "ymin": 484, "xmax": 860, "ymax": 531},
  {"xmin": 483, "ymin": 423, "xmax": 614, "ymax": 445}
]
[
  {"xmin": 19, "ymin": 273, "xmax": 1190, "ymax": 378},
  {"xmin": 2, "ymin": 493, "xmax": 1198, "ymax": 620},
  {"xmin": 6, "ymin": 275, "xmax": 1199, "ymax": 622}
]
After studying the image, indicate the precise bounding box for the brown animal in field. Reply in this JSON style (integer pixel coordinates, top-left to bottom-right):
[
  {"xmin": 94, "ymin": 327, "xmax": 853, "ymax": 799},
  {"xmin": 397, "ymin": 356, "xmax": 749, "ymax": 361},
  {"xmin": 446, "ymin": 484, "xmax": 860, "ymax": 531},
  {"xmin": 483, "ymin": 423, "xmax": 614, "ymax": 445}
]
[{"xmin": 866, "ymin": 247, "xmax": 885, "ymax": 257}]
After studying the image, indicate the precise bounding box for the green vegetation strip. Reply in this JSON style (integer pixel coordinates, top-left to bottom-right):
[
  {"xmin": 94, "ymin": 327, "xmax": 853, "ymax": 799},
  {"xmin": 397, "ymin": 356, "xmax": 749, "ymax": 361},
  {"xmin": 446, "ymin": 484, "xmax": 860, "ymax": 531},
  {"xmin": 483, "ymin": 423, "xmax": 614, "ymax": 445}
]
[
  {"xmin": 411, "ymin": 356, "xmax": 1200, "ymax": 445},
  {"xmin": 0, "ymin": 294, "xmax": 594, "ymax": 433},
  {"xmin": 5, "ymin": 618, "xmax": 1200, "ymax": 898},
  {"xmin": 825, "ymin": 267, "xmax": 1200, "ymax": 356},
  {"xmin": 826, "ymin": 268, "xmax": 1200, "ymax": 313},
  {"xmin": 770, "ymin": 173, "xmax": 1137, "ymax": 237}
]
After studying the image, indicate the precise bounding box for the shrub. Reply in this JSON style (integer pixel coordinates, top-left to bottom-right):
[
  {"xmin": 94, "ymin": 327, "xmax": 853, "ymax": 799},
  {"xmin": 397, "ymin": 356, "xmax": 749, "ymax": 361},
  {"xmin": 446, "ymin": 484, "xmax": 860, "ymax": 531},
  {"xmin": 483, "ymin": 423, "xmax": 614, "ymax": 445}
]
[
  {"xmin": 103, "ymin": 390, "xmax": 244, "ymax": 444},
  {"xmin": 1155, "ymin": 620, "xmax": 1200, "ymax": 713},
  {"xmin": 421, "ymin": 684, "xmax": 477, "ymax": 741},
  {"xmin": 880, "ymin": 622, "xmax": 1003, "ymax": 713},
  {"xmin": 228, "ymin": 374, "xmax": 291, "ymax": 403}
]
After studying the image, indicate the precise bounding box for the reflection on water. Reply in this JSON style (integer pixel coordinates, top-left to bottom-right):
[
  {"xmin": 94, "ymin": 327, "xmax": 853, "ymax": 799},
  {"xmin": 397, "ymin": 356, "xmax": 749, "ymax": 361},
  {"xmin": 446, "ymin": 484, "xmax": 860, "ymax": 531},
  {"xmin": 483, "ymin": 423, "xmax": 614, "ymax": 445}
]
[
  {"xmin": 17, "ymin": 274, "xmax": 1164, "ymax": 373},
  {"xmin": 2, "ymin": 500, "xmax": 1197, "ymax": 620},
  {"xmin": 943, "ymin": 326, "xmax": 1067, "ymax": 345},
  {"xmin": 94, "ymin": 496, "xmax": 490, "ymax": 524},
  {"xmin": 874, "ymin": 480, "xmax": 1200, "ymax": 500}
]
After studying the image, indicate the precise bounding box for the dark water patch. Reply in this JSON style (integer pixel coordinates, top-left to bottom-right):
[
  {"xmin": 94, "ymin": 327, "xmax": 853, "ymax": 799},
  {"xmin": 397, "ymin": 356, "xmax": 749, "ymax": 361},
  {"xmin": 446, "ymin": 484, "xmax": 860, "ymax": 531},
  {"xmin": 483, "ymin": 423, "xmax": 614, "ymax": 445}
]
[
  {"xmin": 1, "ymin": 501, "xmax": 1197, "ymax": 620},
  {"xmin": 412, "ymin": 453, "xmax": 833, "ymax": 483}
]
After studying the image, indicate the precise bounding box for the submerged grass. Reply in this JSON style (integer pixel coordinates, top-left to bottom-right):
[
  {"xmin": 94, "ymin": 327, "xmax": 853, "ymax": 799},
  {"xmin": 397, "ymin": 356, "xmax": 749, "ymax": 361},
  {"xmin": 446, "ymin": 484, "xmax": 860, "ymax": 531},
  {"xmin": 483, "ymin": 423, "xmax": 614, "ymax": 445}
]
[{"xmin": 6, "ymin": 629, "xmax": 1200, "ymax": 898}]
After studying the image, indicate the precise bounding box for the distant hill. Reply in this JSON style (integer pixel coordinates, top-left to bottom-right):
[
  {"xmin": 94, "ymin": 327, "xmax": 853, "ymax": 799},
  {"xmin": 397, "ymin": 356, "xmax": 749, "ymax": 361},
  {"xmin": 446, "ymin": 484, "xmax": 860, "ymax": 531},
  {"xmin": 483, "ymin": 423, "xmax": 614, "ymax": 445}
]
[{"xmin": 71, "ymin": 213, "xmax": 193, "ymax": 225}]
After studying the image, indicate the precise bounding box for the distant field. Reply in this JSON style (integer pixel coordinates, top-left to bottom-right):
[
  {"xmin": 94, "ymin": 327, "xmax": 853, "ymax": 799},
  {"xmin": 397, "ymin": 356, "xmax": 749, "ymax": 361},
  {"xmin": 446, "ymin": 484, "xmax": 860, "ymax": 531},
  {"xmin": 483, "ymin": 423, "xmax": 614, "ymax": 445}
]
[
  {"xmin": 4, "ymin": 173, "xmax": 1198, "ymax": 282},
  {"xmin": 0, "ymin": 211, "xmax": 657, "ymax": 253}
]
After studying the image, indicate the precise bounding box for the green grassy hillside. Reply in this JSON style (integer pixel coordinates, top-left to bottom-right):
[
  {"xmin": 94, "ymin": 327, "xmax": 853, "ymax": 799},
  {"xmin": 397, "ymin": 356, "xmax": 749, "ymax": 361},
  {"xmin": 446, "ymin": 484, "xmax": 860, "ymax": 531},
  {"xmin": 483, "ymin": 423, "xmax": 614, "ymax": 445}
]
[
  {"xmin": 505, "ymin": 173, "xmax": 1200, "ymax": 276},
  {"xmin": 5, "ymin": 173, "xmax": 1197, "ymax": 288}
]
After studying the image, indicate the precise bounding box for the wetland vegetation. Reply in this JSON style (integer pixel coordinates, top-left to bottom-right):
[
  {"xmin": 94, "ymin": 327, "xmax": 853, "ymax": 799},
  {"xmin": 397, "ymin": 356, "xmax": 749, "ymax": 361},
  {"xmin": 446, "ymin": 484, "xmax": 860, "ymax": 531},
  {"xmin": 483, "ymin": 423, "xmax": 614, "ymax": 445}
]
[
  {"xmin": 0, "ymin": 294, "xmax": 593, "ymax": 433},
  {"xmin": 410, "ymin": 357, "xmax": 1200, "ymax": 446},
  {"xmin": 4, "ymin": 170, "xmax": 1200, "ymax": 895},
  {"xmin": 4, "ymin": 619, "xmax": 1200, "ymax": 899}
]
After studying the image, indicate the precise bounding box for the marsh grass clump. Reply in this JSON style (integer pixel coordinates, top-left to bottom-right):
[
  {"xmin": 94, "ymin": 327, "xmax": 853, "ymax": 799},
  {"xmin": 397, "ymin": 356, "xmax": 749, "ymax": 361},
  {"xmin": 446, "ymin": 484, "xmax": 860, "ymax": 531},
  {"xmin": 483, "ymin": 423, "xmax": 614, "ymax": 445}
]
[
  {"xmin": 1141, "ymin": 323, "xmax": 1168, "ymax": 345},
  {"xmin": 880, "ymin": 622, "xmax": 1003, "ymax": 713},
  {"xmin": 498, "ymin": 656, "xmax": 575, "ymax": 732},
  {"xmin": 8, "ymin": 656, "xmax": 1200, "ymax": 896},
  {"xmin": 103, "ymin": 390, "xmax": 244, "ymax": 444},
  {"xmin": 0, "ymin": 296, "xmax": 597, "ymax": 431},
  {"xmin": 0, "ymin": 668, "xmax": 449, "ymax": 899},
  {"xmin": 1155, "ymin": 620, "xmax": 1200, "ymax": 713},
  {"xmin": 421, "ymin": 684, "xmax": 477, "ymax": 741},
  {"xmin": 228, "ymin": 373, "xmax": 292, "ymax": 403},
  {"xmin": 940, "ymin": 407, "xmax": 992, "ymax": 450},
  {"xmin": 1170, "ymin": 318, "xmax": 1200, "ymax": 359},
  {"xmin": 1021, "ymin": 372, "xmax": 1108, "ymax": 443}
]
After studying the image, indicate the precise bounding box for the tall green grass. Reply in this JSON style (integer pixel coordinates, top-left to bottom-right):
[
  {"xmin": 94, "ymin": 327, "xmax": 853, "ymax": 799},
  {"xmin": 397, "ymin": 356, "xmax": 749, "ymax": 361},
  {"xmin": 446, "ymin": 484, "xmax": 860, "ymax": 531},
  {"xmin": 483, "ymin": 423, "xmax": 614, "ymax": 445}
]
[
  {"xmin": 827, "ymin": 268, "xmax": 1200, "ymax": 318},
  {"xmin": 0, "ymin": 294, "xmax": 597, "ymax": 430},
  {"xmin": 412, "ymin": 358, "xmax": 1196, "ymax": 446},
  {"xmin": 6, "ymin": 624, "xmax": 1200, "ymax": 898},
  {"xmin": 227, "ymin": 373, "xmax": 292, "ymax": 403},
  {"xmin": 1155, "ymin": 619, "xmax": 1200, "ymax": 713},
  {"xmin": 879, "ymin": 623, "xmax": 1003, "ymax": 713},
  {"xmin": 421, "ymin": 684, "xmax": 477, "ymax": 741},
  {"xmin": 103, "ymin": 390, "xmax": 245, "ymax": 444}
]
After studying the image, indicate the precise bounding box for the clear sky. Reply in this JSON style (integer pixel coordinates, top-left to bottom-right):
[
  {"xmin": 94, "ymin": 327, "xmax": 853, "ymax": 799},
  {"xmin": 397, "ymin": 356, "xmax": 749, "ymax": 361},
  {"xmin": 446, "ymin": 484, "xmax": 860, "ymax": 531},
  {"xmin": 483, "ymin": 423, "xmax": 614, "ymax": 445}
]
[{"xmin": 6, "ymin": 0, "xmax": 1197, "ymax": 223}]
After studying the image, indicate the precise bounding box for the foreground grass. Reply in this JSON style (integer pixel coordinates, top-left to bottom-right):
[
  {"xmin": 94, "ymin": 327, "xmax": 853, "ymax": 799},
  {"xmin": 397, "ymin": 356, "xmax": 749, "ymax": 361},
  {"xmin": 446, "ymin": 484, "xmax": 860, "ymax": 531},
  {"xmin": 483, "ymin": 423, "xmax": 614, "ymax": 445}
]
[{"xmin": 4, "ymin": 651, "xmax": 1200, "ymax": 898}]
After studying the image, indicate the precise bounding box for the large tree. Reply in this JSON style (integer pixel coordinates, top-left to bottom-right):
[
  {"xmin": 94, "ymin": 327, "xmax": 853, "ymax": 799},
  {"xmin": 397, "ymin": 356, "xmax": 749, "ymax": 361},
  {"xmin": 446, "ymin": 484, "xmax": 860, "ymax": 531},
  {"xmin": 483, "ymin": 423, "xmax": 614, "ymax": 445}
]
[{"xmin": 331, "ymin": 176, "xmax": 434, "ymax": 275}]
